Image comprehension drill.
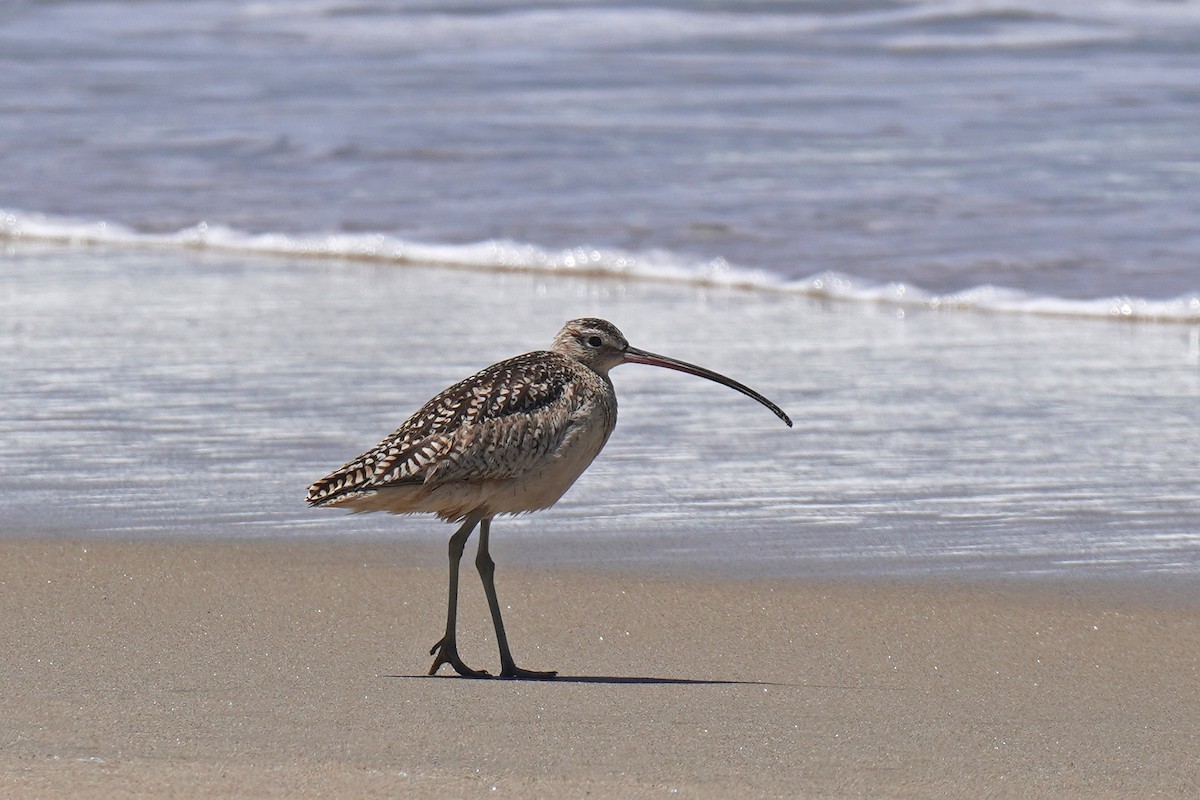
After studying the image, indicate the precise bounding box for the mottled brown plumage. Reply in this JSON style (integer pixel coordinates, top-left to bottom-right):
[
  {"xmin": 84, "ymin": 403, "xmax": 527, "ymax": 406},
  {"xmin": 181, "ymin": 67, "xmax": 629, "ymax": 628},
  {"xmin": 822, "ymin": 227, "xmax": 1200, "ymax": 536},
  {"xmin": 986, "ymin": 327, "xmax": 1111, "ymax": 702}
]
[
  {"xmin": 307, "ymin": 318, "xmax": 790, "ymax": 679},
  {"xmin": 306, "ymin": 349, "xmax": 615, "ymax": 521}
]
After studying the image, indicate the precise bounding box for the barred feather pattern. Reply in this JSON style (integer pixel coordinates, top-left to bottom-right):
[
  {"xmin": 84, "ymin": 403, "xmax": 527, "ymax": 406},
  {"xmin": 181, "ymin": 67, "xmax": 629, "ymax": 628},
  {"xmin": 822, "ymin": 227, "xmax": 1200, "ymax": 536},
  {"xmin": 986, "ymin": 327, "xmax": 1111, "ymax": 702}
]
[{"xmin": 305, "ymin": 350, "xmax": 613, "ymax": 513}]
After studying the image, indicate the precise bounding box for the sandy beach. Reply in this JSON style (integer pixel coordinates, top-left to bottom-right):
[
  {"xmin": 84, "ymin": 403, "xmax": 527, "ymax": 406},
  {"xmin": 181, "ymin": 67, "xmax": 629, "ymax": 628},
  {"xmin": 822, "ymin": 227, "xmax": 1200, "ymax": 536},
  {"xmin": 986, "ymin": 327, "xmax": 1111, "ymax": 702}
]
[
  {"xmin": 4, "ymin": 2, "xmax": 1199, "ymax": 796},
  {"xmin": 2, "ymin": 536, "xmax": 1196, "ymax": 799}
]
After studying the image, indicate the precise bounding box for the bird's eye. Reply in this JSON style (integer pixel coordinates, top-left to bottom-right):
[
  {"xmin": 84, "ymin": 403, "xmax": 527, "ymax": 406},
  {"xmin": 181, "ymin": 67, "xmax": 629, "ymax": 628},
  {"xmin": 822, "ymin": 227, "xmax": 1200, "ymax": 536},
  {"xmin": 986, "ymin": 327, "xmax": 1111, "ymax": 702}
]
[{"xmin": 586, "ymin": 336, "xmax": 603, "ymax": 348}]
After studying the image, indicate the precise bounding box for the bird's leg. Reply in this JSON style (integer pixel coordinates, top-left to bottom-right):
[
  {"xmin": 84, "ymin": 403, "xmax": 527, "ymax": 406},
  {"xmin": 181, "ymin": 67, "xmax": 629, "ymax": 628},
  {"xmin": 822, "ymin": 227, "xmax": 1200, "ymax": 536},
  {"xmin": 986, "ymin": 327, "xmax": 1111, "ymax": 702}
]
[
  {"xmin": 475, "ymin": 518, "xmax": 557, "ymax": 680},
  {"xmin": 428, "ymin": 514, "xmax": 489, "ymax": 678}
]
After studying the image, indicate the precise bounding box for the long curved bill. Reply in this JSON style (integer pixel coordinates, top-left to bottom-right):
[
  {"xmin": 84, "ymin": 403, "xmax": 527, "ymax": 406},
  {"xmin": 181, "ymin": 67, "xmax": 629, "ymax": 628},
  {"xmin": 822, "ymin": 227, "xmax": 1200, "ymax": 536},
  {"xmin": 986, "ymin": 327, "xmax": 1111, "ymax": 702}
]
[{"xmin": 622, "ymin": 346, "xmax": 793, "ymax": 427}]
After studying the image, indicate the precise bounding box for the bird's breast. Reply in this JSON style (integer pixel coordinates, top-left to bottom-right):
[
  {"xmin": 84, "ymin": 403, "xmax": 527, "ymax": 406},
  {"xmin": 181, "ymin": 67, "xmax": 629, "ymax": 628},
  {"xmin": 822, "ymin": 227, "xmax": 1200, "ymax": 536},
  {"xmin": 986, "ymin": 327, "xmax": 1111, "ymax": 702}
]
[{"xmin": 483, "ymin": 369, "xmax": 617, "ymax": 515}]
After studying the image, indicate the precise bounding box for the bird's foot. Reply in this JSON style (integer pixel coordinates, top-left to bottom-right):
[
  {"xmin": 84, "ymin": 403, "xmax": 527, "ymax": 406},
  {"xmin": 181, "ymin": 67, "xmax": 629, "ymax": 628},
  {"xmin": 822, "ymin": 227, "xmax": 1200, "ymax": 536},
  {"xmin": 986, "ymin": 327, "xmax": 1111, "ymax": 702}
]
[
  {"xmin": 428, "ymin": 637, "xmax": 490, "ymax": 678},
  {"xmin": 499, "ymin": 661, "xmax": 558, "ymax": 681}
]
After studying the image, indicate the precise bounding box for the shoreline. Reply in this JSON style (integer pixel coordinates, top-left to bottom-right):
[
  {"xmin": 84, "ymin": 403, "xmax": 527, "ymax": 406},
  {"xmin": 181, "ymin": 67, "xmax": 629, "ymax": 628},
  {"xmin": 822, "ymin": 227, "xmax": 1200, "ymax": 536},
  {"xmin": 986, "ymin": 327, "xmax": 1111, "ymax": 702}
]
[
  {"xmin": 6, "ymin": 527, "xmax": 1200, "ymax": 601},
  {"xmin": 3, "ymin": 535, "xmax": 1197, "ymax": 798}
]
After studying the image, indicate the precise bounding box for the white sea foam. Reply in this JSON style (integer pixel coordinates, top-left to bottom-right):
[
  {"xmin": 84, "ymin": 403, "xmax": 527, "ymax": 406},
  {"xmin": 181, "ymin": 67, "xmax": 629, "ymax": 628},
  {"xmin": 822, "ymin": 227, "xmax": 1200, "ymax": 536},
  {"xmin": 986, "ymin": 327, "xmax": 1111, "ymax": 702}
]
[{"xmin": 4, "ymin": 209, "xmax": 1197, "ymax": 323}]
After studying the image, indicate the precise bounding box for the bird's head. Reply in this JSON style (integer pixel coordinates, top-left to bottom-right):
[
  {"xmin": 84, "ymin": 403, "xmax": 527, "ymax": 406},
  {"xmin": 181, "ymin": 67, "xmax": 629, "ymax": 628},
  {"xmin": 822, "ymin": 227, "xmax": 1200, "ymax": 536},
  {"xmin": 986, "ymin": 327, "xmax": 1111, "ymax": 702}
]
[{"xmin": 551, "ymin": 318, "xmax": 630, "ymax": 375}]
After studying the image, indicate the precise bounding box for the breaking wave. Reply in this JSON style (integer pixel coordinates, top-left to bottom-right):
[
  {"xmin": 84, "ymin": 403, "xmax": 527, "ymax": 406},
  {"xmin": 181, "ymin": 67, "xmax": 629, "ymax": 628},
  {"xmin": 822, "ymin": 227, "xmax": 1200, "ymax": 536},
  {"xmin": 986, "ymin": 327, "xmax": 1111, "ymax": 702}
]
[{"xmin": 3, "ymin": 209, "xmax": 1197, "ymax": 323}]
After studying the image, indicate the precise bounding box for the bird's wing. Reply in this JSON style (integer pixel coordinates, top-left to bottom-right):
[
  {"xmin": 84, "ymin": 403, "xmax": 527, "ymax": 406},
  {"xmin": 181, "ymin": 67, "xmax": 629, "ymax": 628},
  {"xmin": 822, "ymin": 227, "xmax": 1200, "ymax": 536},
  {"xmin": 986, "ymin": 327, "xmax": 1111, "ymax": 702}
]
[{"xmin": 306, "ymin": 351, "xmax": 577, "ymax": 505}]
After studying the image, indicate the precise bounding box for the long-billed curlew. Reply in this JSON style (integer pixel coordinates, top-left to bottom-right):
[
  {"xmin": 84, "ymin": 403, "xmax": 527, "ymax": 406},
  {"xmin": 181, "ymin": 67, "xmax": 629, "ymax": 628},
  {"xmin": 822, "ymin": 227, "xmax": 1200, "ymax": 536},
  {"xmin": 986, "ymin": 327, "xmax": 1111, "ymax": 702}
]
[{"xmin": 307, "ymin": 318, "xmax": 791, "ymax": 679}]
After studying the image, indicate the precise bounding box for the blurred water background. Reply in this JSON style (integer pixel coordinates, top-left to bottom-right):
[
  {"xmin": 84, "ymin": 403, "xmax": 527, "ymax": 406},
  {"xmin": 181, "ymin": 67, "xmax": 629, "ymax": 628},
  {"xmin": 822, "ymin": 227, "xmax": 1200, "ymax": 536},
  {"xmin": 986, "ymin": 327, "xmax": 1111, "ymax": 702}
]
[{"xmin": 1, "ymin": 1, "xmax": 1198, "ymax": 579}]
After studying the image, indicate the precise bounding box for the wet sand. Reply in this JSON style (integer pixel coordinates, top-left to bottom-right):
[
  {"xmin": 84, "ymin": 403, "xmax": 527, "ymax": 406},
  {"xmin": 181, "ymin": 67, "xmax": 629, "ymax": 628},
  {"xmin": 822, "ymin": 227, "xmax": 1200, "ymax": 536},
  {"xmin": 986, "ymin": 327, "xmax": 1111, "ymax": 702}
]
[{"xmin": 2, "ymin": 536, "xmax": 1197, "ymax": 799}]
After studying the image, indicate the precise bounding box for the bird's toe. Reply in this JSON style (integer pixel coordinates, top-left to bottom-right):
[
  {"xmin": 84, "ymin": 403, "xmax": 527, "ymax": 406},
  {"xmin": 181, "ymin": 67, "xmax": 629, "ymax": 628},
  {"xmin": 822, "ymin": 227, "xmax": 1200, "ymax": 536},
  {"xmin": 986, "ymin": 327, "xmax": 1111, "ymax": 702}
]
[
  {"xmin": 499, "ymin": 665, "xmax": 558, "ymax": 681},
  {"xmin": 428, "ymin": 637, "xmax": 490, "ymax": 678}
]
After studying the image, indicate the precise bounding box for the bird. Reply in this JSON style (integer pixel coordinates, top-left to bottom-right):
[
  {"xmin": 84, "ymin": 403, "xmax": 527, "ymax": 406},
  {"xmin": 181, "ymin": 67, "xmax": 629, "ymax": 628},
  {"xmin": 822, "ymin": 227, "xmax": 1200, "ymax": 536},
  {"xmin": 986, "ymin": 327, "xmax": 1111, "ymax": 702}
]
[{"xmin": 307, "ymin": 317, "xmax": 791, "ymax": 679}]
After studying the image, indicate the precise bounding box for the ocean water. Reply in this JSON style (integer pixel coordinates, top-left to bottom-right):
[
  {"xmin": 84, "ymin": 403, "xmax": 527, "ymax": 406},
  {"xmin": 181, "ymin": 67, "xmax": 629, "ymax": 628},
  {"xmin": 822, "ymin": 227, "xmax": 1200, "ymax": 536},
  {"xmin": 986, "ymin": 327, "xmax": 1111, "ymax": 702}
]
[
  {"xmin": 2, "ymin": 244, "xmax": 1197, "ymax": 581},
  {"xmin": 1, "ymin": 1, "xmax": 1198, "ymax": 580},
  {"xmin": 1, "ymin": 0, "xmax": 1199, "ymax": 316}
]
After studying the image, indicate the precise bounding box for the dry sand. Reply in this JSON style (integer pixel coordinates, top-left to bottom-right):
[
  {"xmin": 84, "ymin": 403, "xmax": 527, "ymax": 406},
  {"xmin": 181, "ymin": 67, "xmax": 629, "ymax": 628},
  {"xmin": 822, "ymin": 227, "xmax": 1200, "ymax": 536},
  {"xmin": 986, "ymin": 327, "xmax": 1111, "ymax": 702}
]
[{"xmin": 1, "ymin": 537, "xmax": 1197, "ymax": 799}]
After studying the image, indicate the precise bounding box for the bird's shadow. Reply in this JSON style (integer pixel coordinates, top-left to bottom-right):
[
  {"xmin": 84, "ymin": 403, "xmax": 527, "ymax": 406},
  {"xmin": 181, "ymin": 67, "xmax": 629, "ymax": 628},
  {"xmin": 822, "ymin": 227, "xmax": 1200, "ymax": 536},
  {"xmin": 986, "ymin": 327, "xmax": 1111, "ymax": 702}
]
[{"xmin": 384, "ymin": 673, "xmax": 790, "ymax": 686}]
